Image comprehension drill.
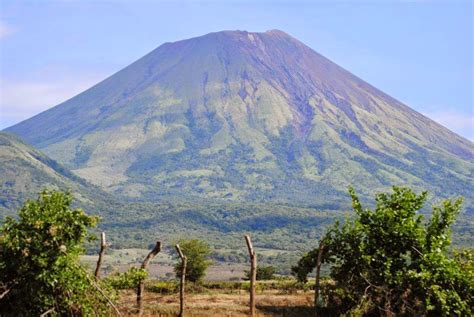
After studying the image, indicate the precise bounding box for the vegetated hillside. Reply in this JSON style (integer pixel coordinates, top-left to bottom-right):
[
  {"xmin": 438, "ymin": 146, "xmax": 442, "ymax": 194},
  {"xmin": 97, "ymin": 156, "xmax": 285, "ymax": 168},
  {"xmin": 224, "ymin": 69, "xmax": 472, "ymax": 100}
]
[
  {"xmin": 4, "ymin": 30, "xmax": 474, "ymax": 210},
  {"xmin": 95, "ymin": 198, "xmax": 474, "ymax": 272},
  {"xmin": 0, "ymin": 132, "xmax": 111, "ymax": 217},
  {"xmin": 0, "ymin": 132, "xmax": 338, "ymax": 265},
  {"xmin": 1, "ymin": 133, "xmax": 472, "ymax": 265}
]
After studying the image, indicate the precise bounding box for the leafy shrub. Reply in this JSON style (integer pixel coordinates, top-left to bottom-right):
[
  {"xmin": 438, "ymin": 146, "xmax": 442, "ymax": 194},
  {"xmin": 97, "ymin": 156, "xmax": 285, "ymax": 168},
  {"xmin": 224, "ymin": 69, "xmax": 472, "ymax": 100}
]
[
  {"xmin": 106, "ymin": 267, "xmax": 148, "ymax": 290},
  {"xmin": 293, "ymin": 186, "xmax": 473, "ymax": 316},
  {"xmin": 147, "ymin": 280, "xmax": 179, "ymax": 294},
  {"xmin": 0, "ymin": 190, "xmax": 114, "ymax": 316},
  {"xmin": 244, "ymin": 265, "xmax": 276, "ymax": 280}
]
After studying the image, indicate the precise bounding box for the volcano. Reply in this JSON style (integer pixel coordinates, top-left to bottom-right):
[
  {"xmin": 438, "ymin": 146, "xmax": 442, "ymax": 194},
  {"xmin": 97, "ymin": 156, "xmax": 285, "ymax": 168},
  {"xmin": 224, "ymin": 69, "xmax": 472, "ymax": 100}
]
[{"xmin": 5, "ymin": 30, "xmax": 473, "ymax": 209}]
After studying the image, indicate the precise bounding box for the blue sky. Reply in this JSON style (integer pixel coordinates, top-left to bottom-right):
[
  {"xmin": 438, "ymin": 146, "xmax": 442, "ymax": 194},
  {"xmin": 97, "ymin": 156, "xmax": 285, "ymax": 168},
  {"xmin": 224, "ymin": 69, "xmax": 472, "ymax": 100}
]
[{"xmin": 1, "ymin": 0, "xmax": 473, "ymax": 140}]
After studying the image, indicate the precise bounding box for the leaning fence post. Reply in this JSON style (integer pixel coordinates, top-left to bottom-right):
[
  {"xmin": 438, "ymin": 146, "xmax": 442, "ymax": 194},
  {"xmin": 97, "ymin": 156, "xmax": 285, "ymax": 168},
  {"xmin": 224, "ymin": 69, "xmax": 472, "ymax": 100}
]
[
  {"xmin": 314, "ymin": 242, "xmax": 324, "ymax": 315},
  {"xmin": 244, "ymin": 235, "xmax": 256, "ymax": 317},
  {"xmin": 94, "ymin": 232, "xmax": 107, "ymax": 279},
  {"xmin": 137, "ymin": 241, "xmax": 161, "ymax": 316},
  {"xmin": 175, "ymin": 244, "xmax": 187, "ymax": 317}
]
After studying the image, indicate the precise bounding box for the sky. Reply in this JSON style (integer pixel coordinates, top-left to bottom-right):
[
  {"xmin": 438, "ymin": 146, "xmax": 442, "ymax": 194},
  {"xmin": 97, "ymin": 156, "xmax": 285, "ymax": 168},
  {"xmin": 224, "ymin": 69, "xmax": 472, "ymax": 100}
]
[{"xmin": 0, "ymin": 0, "xmax": 473, "ymax": 140}]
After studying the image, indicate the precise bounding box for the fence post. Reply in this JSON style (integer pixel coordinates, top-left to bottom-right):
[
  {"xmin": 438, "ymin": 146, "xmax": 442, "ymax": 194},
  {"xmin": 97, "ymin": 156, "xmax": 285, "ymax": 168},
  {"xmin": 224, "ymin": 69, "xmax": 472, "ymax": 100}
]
[
  {"xmin": 244, "ymin": 235, "xmax": 256, "ymax": 317},
  {"xmin": 175, "ymin": 244, "xmax": 187, "ymax": 317},
  {"xmin": 94, "ymin": 232, "xmax": 107, "ymax": 279},
  {"xmin": 314, "ymin": 242, "xmax": 324, "ymax": 315},
  {"xmin": 137, "ymin": 241, "xmax": 161, "ymax": 316}
]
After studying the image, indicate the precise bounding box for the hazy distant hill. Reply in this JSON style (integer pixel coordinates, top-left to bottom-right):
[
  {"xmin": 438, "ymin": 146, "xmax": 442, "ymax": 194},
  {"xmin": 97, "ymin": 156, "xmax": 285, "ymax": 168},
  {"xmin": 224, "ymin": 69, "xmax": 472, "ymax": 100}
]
[{"xmin": 5, "ymin": 30, "xmax": 473, "ymax": 209}]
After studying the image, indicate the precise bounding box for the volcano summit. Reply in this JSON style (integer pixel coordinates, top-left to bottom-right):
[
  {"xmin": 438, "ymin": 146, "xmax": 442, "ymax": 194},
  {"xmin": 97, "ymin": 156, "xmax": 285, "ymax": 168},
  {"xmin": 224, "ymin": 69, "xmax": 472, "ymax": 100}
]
[{"xmin": 6, "ymin": 30, "xmax": 473, "ymax": 208}]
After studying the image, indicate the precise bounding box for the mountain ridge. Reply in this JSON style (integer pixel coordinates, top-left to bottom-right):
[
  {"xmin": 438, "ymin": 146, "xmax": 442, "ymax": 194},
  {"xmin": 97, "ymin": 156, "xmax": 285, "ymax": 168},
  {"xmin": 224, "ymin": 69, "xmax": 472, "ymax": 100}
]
[{"xmin": 5, "ymin": 30, "xmax": 473, "ymax": 208}]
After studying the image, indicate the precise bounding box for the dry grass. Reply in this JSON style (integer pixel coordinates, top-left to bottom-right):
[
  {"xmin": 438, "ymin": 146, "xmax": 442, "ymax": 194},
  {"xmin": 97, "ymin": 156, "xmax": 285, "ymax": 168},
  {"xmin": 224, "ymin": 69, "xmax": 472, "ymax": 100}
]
[{"xmin": 118, "ymin": 289, "xmax": 315, "ymax": 316}]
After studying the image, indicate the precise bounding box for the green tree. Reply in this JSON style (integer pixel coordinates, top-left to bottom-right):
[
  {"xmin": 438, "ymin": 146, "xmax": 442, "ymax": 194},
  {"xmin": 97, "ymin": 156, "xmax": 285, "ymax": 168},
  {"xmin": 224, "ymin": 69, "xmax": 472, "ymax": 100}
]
[
  {"xmin": 174, "ymin": 239, "xmax": 211, "ymax": 283},
  {"xmin": 293, "ymin": 186, "xmax": 473, "ymax": 316},
  {"xmin": 0, "ymin": 190, "xmax": 114, "ymax": 316}
]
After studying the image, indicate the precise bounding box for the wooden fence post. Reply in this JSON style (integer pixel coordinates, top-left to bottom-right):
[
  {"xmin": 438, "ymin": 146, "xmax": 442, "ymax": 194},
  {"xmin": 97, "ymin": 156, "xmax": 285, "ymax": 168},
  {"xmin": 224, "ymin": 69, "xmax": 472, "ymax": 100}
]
[
  {"xmin": 94, "ymin": 232, "xmax": 107, "ymax": 279},
  {"xmin": 137, "ymin": 241, "xmax": 161, "ymax": 316},
  {"xmin": 175, "ymin": 244, "xmax": 187, "ymax": 317},
  {"xmin": 244, "ymin": 235, "xmax": 256, "ymax": 317},
  {"xmin": 314, "ymin": 242, "xmax": 324, "ymax": 315}
]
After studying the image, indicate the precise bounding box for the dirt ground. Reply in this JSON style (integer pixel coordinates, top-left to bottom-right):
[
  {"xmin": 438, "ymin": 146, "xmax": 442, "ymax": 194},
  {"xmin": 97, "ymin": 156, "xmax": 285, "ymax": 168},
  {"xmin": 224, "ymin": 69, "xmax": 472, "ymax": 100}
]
[{"xmin": 118, "ymin": 290, "xmax": 315, "ymax": 316}]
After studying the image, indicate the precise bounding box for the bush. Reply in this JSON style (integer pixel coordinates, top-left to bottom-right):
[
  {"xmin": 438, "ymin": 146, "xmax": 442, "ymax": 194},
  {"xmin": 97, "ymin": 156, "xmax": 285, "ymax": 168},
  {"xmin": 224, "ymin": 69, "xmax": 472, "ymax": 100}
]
[
  {"xmin": 0, "ymin": 190, "xmax": 114, "ymax": 316},
  {"xmin": 106, "ymin": 267, "xmax": 148, "ymax": 290},
  {"xmin": 293, "ymin": 186, "xmax": 473, "ymax": 316},
  {"xmin": 148, "ymin": 280, "xmax": 178, "ymax": 294},
  {"xmin": 244, "ymin": 265, "xmax": 276, "ymax": 280},
  {"xmin": 174, "ymin": 239, "xmax": 212, "ymax": 283}
]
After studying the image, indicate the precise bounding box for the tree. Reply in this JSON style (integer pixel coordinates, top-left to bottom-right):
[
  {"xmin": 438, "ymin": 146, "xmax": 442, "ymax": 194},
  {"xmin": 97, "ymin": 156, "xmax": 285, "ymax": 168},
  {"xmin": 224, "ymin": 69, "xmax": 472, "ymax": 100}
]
[
  {"xmin": 293, "ymin": 186, "xmax": 473, "ymax": 316},
  {"xmin": 174, "ymin": 239, "xmax": 211, "ymax": 283},
  {"xmin": 0, "ymin": 190, "xmax": 114, "ymax": 316},
  {"xmin": 245, "ymin": 265, "xmax": 276, "ymax": 280}
]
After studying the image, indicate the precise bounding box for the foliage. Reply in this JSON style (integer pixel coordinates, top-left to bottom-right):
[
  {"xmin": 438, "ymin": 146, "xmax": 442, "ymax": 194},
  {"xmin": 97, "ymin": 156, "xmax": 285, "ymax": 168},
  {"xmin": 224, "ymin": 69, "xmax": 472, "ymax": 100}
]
[
  {"xmin": 244, "ymin": 265, "xmax": 276, "ymax": 280},
  {"xmin": 174, "ymin": 239, "xmax": 212, "ymax": 283},
  {"xmin": 148, "ymin": 280, "xmax": 179, "ymax": 294},
  {"xmin": 453, "ymin": 248, "xmax": 474, "ymax": 274},
  {"xmin": 293, "ymin": 186, "xmax": 473, "ymax": 316},
  {"xmin": 0, "ymin": 190, "xmax": 114, "ymax": 316},
  {"xmin": 291, "ymin": 248, "xmax": 319, "ymax": 283},
  {"xmin": 2, "ymin": 126, "xmax": 472, "ymax": 267},
  {"xmin": 105, "ymin": 267, "xmax": 148, "ymax": 290}
]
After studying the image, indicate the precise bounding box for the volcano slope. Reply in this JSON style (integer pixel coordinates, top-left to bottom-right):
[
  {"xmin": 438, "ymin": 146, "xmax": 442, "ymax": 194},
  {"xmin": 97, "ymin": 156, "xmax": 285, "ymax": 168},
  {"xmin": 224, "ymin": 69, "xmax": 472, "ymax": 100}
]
[
  {"xmin": 0, "ymin": 132, "xmax": 116, "ymax": 217},
  {"xmin": 5, "ymin": 30, "xmax": 473, "ymax": 211}
]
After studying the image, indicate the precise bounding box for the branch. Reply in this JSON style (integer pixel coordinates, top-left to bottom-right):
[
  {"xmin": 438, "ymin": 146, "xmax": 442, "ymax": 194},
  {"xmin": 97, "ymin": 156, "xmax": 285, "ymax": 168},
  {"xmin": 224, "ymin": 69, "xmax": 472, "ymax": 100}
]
[
  {"xmin": 0, "ymin": 279, "xmax": 20, "ymax": 300},
  {"xmin": 411, "ymin": 246, "xmax": 423, "ymax": 257},
  {"xmin": 0, "ymin": 288, "xmax": 11, "ymax": 300},
  {"xmin": 85, "ymin": 272, "xmax": 122, "ymax": 317},
  {"xmin": 73, "ymin": 261, "xmax": 122, "ymax": 316},
  {"xmin": 95, "ymin": 232, "xmax": 108, "ymax": 279},
  {"xmin": 40, "ymin": 308, "xmax": 55, "ymax": 317},
  {"xmin": 359, "ymin": 273, "xmax": 381, "ymax": 289}
]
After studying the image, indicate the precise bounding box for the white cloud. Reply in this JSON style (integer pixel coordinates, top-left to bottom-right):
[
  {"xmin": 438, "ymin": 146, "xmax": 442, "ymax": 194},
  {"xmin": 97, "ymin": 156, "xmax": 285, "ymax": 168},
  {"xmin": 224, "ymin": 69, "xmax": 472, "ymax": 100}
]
[
  {"xmin": 0, "ymin": 74, "xmax": 106, "ymax": 129},
  {"xmin": 0, "ymin": 20, "xmax": 16, "ymax": 39},
  {"xmin": 423, "ymin": 110, "xmax": 474, "ymax": 141}
]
